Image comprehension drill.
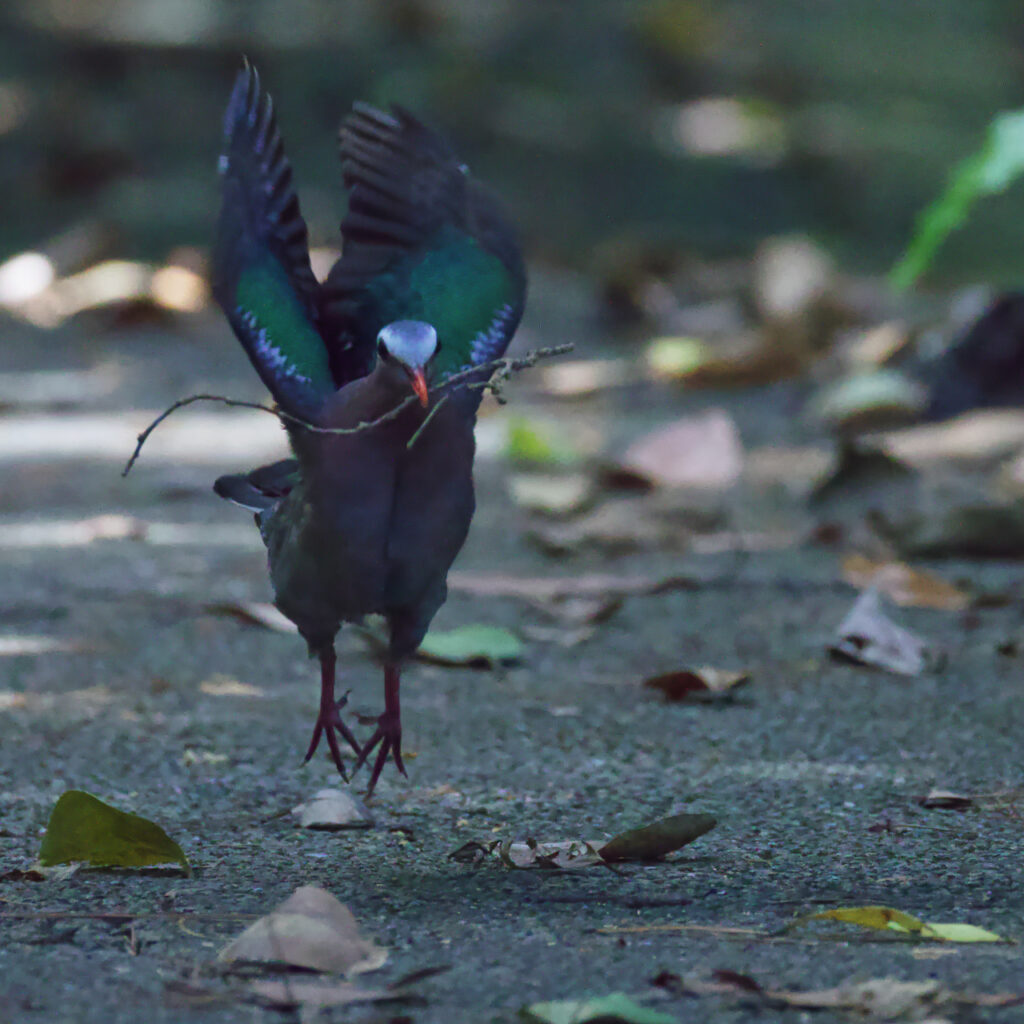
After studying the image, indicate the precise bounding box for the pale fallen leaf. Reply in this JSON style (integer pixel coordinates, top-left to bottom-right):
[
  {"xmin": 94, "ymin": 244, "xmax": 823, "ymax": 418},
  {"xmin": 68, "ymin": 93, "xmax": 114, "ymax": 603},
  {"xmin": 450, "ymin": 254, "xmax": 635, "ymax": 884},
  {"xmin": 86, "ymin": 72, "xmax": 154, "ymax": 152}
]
[
  {"xmin": 448, "ymin": 570, "xmax": 700, "ymax": 602},
  {"xmin": 830, "ymin": 590, "xmax": 932, "ymax": 676},
  {"xmin": 643, "ymin": 667, "xmax": 749, "ymax": 703},
  {"xmin": 842, "ymin": 321, "xmax": 910, "ymax": 368},
  {"xmin": 538, "ymin": 358, "xmax": 636, "ymax": 397},
  {"xmin": 417, "ymin": 625, "xmax": 523, "ymax": 667},
  {"xmin": 919, "ymin": 789, "xmax": 973, "ymax": 811},
  {"xmin": 522, "ymin": 993, "xmax": 677, "ymax": 1024},
  {"xmin": 292, "ymin": 788, "xmax": 373, "ymax": 830},
  {"xmin": 249, "ymin": 979, "xmax": 397, "ymax": 1010},
  {"xmin": 880, "ymin": 409, "xmax": 1024, "ymax": 467},
  {"xmin": 199, "ymin": 676, "xmax": 265, "ymax": 698},
  {"xmin": 841, "ymin": 554, "xmax": 968, "ymax": 611},
  {"xmin": 219, "ymin": 885, "xmax": 387, "ymax": 975},
  {"xmin": 616, "ymin": 409, "xmax": 743, "ymax": 490},
  {"xmin": 812, "ymin": 370, "xmax": 927, "ymax": 432},
  {"xmin": 205, "ymin": 601, "xmax": 297, "ymax": 633},
  {"xmin": 527, "ymin": 497, "xmax": 689, "ymax": 555},
  {"xmin": 508, "ymin": 472, "xmax": 595, "ymax": 517}
]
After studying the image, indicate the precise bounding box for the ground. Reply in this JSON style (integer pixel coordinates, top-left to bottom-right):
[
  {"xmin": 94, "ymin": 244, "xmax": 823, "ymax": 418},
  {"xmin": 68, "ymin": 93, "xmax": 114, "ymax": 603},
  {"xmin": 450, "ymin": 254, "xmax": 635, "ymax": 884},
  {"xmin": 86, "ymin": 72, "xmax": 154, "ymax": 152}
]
[{"xmin": 1, "ymin": 275, "xmax": 1023, "ymax": 1023}]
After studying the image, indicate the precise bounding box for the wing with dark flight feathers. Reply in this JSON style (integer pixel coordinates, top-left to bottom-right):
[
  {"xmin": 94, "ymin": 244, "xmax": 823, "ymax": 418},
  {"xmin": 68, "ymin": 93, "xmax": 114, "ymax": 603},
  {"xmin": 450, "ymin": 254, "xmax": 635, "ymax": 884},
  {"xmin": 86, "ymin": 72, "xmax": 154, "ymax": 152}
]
[
  {"xmin": 212, "ymin": 61, "xmax": 335, "ymax": 420},
  {"xmin": 321, "ymin": 103, "xmax": 526, "ymax": 390}
]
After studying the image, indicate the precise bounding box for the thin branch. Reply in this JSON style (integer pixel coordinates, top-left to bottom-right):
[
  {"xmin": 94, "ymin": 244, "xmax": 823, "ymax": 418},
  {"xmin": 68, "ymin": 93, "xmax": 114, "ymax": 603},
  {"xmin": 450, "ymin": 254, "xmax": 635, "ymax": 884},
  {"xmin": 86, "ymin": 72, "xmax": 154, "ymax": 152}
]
[
  {"xmin": 122, "ymin": 344, "xmax": 573, "ymax": 476},
  {"xmin": 406, "ymin": 393, "xmax": 450, "ymax": 450}
]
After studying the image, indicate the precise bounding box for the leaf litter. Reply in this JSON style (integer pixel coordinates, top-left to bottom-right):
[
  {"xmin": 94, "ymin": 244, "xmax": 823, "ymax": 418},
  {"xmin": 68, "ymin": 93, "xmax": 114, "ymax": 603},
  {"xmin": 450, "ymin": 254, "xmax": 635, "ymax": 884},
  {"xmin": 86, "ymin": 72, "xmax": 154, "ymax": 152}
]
[
  {"xmin": 449, "ymin": 812, "xmax": 716, "ymax": 869},
  {"xmin": 830, "ymin": 589, "xmax": 934, "ymax": 676},
  {"xmin": 643, "ymin": 667, "xmax": 749, "ymax": 703},
  {"xmin": 841, "ymin": 553, "xmax": 968, "ymax": 610}
]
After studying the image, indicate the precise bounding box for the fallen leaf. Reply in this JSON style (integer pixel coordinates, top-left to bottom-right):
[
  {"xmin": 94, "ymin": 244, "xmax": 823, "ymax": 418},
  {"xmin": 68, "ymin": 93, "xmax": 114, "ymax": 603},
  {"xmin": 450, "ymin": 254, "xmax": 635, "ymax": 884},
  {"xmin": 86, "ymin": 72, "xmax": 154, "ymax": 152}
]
[
  {"xmin": 830, "ymin": 589, "xmax": 932, "ymax": 676},
  {"xmin": 448, "ymin": 571, "xmax": 701, "ymax": 602},
  {"xmin": 643, "ymin": 667, "xmax": 749, "ymax": 703},
  {"xmin": 205, "ymin": 601, "xmax": 297, "ymax": 633},
  {"xmin": 842, "ymin": 321, "xmax": 910, "ymax": 368},
  {"xmin": 599, "ymin": 813, "xmax": 717, "ymax": 862},
  {"xmin": 804, "ymin": 905, "xmax": 1005, "ymax": 942},
  {"xmin": 539, "ymin": 358, "xmax": 636, "ymax": 397},
  {"xmin": 249, "ymin": 979, "xmax": 398, "ymax": 1010},
  {"xmin": 219, "ymin": 885, "xmax": 387, "ymax": 975},
  {"xmin": 841, "ymin": 554, "xmax": 969, "ymax": 611},
  {"xmin": 508, "ymin": 472, "xmax": 595, "ymax": 517},
  {"xmin": 616, "ymin": 409, "xmax": 743, "ymax": 490},
  {"xmin": 522, "ymin": 993, "xmax": 678, "ymax": 1024},
  {"xmin": 919, "ymin": 789, "xmax": 974, "ymax": 811},
  {"xmin": 504, "ymin": 415, "xmax": 581, "ymax": 466},
  {"xmin": 811, "ymin": 370, "xmax": 927, "ymax": 432},
  {"xmin": 38, "ymin": 790, "xmax": 189, "ymax": 874},
  {"xmin": 527, "ymin": 497, "xmax": 690, "ymax": 555},
  {"xmin": 417, "ymin": 625, "xmax": 524, "ymax": 667},
  {"xmin": 292, "ymin": 788, "xmax": 374, "ymax": 830}
]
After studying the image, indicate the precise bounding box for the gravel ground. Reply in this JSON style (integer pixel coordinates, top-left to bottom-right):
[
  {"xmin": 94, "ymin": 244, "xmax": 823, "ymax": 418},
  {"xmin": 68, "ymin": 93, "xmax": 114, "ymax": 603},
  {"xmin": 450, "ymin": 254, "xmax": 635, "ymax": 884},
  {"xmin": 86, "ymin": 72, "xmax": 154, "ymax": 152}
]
[{"xmin": 2, "ymin": 288, "xmax": 1024, "ymax": 1024}]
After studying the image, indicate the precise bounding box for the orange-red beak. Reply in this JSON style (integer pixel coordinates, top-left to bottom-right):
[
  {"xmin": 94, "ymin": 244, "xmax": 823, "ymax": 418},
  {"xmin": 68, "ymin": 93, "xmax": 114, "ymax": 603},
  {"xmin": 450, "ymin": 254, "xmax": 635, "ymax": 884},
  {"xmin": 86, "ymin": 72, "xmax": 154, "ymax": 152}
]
[{"xmin": 410, "ymin": 368, "xmax": 429, "ymax": 407}]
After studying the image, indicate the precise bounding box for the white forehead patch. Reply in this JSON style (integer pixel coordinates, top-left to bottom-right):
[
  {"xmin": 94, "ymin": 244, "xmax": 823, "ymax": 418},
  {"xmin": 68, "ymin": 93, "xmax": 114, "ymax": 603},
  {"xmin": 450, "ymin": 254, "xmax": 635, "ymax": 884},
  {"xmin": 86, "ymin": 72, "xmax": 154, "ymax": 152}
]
[{"xmin": 378, "ymin": 320, "xmax": 437, "ymax": 368}]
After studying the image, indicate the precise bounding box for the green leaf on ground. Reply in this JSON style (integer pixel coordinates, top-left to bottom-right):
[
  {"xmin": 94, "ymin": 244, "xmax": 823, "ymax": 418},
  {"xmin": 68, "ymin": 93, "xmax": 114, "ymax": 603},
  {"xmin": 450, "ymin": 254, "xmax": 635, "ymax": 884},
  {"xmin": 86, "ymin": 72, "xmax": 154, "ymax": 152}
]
[
  {"xmin": 890, "ymin": 109, "xmax": 1024, "ymax": 290},
  {"xmin": 806, "ymin": 905, "xmax": 1005, "ymax": 942},
  {"xmin": 521, "ymin": 993, "xmax": 678, "ymax": 1024},
  {"xmin": 38, "ymin": 790, "xmax": 190, "ymax": 874},
  {"xmin": 504, "ymin": 416, "xmax": 580, "ymax": 466},
  {"xmin": 418, "ymin": 625, "xmax": 524, "ymax": 667},
  {"xmin": 599, "ymin": 813, "xmax": 717, "ymax": 862}
]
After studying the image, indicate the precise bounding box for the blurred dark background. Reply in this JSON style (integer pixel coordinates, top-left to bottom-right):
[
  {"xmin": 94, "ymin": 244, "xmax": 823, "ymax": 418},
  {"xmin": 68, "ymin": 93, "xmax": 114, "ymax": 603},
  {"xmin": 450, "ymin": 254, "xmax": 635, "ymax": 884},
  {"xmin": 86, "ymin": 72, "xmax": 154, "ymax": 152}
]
[{"xmin": 3, "ymin": 0, "xmax": 1024, "ymax": 283}]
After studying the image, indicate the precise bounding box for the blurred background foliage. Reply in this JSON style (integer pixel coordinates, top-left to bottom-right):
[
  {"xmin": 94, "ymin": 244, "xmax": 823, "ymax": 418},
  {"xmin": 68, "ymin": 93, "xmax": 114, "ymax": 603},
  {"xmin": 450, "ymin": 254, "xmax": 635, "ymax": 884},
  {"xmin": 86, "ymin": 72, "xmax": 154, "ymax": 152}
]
[{"xmin": 3, "ymin": 0, "xmax": 1024, "ymax": 282}]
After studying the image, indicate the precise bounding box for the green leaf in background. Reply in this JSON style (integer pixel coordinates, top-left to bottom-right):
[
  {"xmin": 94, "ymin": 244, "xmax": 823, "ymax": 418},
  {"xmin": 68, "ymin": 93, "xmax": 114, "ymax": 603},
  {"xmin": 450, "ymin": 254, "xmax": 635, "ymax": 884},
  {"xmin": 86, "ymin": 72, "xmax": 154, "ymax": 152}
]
[
  {"xmin": 38, "ymin": 790, "xmax": 190, "ymax": 874},
  {"xmin": 418, "ymin": 625, "xmax": 524, "ymax": 667},
  {"xmin": 504, "ymin": 415, "xmax": 580, "ymax": 466},
  {"xmin": 522, "ymin": 993, "xmax": 678, "ymax": 1024},
  {"xmin": 890, "ymin": 109, "xmax": 1024, "ymax": 290}
]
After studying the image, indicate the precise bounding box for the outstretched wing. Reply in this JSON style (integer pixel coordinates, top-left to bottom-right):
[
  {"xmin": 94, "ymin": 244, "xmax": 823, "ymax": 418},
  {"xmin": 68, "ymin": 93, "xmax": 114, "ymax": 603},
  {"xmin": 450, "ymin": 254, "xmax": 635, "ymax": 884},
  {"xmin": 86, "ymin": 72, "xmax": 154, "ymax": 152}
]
[
  {"xmin": 321, "ymin": 103, "xmax": 526, "ymax": 390},
  {"xmin": 212, "ymin": 61, "xmax": 335, "ymax": 421}
]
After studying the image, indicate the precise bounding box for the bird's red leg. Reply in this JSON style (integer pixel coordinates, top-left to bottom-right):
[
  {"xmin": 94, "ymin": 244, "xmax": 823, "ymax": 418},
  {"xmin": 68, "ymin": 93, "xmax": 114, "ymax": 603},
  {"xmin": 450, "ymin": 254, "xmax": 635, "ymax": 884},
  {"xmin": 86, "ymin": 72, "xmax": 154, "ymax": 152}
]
[
  {"xmin": 353, "ymin": 662, "xmax": 407, "ymax": 796},
  {"xmin": 303, "ymin": 644, "xmax": 362, "ymax": 778}
]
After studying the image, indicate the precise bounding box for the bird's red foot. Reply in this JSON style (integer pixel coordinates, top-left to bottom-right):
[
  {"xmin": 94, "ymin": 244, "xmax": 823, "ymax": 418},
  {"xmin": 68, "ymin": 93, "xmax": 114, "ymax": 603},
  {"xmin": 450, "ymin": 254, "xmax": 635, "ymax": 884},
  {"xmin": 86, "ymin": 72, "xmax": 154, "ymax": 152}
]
[
  {"xmin": 353, "ymin": 710, "xmax": 406, "ymax": 797},
  {"xmin": 304, "ymin": 646, "xmax": 361, "ymax": 779}
]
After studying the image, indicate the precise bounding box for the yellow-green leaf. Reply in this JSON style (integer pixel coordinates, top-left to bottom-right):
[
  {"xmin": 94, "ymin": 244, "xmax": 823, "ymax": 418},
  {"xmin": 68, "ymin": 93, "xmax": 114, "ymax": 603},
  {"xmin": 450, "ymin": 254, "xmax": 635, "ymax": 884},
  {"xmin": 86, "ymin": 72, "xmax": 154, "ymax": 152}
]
[
  {"xmin": 811, "ymin": 906, "xmax": 926, "ymax": 935},
  {"xmin": 920, "ymin": 922, "xmax": 1004, "ymax": 943},
  {"xmin": 522, "ymin": 993, "xmax": 678, "ymax": 1024},
  {"xmin": 807, "ymin": 906, "xmax": 1006, "ymax": 943},
  {"xmin": 418, "ymin": 625, "xmax": 524, "ymax": 667},
  {"xmin": 504, "ymin": 416, "xmax": 580, "ymax": 466},
  {"xmin": 38, "ymin": 790, "xmax": 190, "ymax": 874}
]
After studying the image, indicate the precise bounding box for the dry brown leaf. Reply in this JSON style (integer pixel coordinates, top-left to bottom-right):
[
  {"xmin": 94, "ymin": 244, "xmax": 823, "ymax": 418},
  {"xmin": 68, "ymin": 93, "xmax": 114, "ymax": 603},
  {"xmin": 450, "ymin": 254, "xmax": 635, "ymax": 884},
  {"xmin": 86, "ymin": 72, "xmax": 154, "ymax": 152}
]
[
  {"xmin": 841, "ymin": 554, "xmax": 969, "ymax": 611},
  {"xmin": 644, "ymin": 667, "xmax": 749, "ymax": 702},
  {"xmin": 218, "ymin": 885, "xmax": 386, "ymax": 975},
  {"xmin": 526, "ymin": 497, "xmax": 689, "ymax": 555},
  {"xmin": 830, "ymin": 590, "xmax": 932, "ymax": 676},
  {"xmin": 598, "ymin": 813, "xmax": 717, "ymax": 861},
  {"xmin": 616, "ymin": 409, "xmax": 743, "ymax": 490}
]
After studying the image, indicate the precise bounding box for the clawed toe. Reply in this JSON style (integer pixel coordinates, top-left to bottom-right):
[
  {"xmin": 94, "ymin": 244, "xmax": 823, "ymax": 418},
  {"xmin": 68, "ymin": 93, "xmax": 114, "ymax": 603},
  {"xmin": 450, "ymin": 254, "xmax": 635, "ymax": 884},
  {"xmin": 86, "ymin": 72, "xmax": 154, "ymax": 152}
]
[
  {"xmin": 352, "ymin": 713, "xmax": 406, "ymax": 797},
  {"xmin": 304, "ymin": 689, "xmax": 362, "ymax": 779}
]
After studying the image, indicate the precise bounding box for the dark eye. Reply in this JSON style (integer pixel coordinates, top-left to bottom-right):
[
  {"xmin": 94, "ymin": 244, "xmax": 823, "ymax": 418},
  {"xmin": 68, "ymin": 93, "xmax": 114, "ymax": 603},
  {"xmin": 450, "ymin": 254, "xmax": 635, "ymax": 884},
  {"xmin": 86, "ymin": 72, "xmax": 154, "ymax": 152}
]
[{"xmin": 376, "ymin": 339, "xmax": 390, "ymax": 362}]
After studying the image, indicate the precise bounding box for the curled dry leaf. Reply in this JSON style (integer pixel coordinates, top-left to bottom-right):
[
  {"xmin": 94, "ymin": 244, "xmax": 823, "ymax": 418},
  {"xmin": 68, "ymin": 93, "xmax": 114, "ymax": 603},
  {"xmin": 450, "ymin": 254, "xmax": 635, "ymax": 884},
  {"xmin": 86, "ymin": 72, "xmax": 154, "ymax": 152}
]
[
  {"xmin": 643, "ymin": 667, "xmax": 749, "ymax": 703},
  {"xmin": 38, "ymin": 790, "xmax": 189, "ymax": 875},
  {"xmin": 841, "ymin": 554, "xmax": 968, "ymax": 611},
  {"xmin": 919, "ymin": 788, "xmax": 974, "ymax": 811},
  {"xmin": 830, "ymin": 589, "xmax": 932, "ymax": 676},
  {"xmin": 219, "ymin": 885, "xmax": 387, "ymax": 975},
  {"xmin": 292, "ymin": 788, "xmax": 374, "ymax": 830}
]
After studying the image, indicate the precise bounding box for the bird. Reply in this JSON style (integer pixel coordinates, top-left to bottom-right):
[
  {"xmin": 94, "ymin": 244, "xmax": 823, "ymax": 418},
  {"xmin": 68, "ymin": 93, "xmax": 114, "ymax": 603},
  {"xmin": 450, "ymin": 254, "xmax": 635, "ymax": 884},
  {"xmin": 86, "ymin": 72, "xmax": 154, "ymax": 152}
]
[{"xmin": 210, "ymin": 61, "xmax": 526, "ymax": 795}]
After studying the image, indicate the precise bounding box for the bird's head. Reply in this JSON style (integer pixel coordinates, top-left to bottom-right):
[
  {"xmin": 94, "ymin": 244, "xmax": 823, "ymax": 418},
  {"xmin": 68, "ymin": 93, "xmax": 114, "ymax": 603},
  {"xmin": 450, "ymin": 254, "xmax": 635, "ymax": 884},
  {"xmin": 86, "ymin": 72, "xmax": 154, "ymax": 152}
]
[{"xmin": 376, "ymin": 320, "xmax": 437, "ymax": 407}]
